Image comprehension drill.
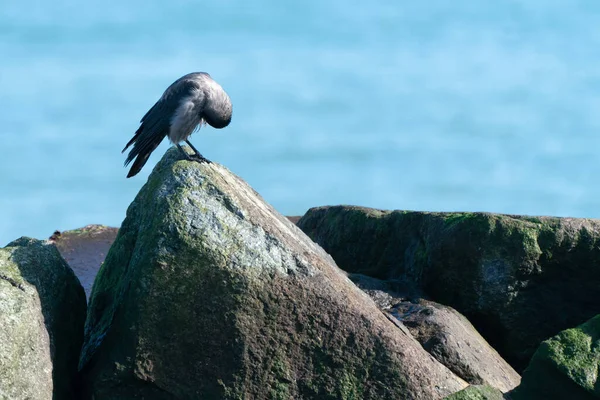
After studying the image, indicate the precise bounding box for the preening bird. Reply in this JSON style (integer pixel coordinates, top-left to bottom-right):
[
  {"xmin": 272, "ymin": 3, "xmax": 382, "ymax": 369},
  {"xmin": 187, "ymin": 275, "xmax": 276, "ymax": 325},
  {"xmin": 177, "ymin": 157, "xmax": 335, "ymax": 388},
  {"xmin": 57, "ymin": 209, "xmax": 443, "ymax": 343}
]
[{"xmin": 122, "ymin": 72, "xmax": 232, "ymax": 178}]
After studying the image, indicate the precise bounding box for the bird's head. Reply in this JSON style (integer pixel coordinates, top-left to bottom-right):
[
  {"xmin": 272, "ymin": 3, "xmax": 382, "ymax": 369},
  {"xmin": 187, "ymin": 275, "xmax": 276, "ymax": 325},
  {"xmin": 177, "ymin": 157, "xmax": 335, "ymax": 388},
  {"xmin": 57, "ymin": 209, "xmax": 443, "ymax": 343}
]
[{"xmin": 204, "ymin": 82, "xmax": 233, "ymax": 129}]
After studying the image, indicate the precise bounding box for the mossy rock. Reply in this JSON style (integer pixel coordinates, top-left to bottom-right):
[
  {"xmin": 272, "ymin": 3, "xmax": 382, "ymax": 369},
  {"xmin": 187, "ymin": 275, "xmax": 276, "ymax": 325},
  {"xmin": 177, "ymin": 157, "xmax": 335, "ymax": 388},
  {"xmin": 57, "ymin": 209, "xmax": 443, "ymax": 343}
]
[
  {"xmin": 510, "ymin": 314, "xmax": 600, "ymax": 399},
  {"xmin": 79, "ymin": 148, "xmax": 468, "ymax": 399},
  {"xmin": 0, "ymin": 238, "xmax": 86, "ymax": 399},
  {"xmin": 444, "ymin": 384, "xmax": 504, "ymax": 399},
  {"xmin": 298, "ymin": 206, "xmax": 600, "ymax": 370}
]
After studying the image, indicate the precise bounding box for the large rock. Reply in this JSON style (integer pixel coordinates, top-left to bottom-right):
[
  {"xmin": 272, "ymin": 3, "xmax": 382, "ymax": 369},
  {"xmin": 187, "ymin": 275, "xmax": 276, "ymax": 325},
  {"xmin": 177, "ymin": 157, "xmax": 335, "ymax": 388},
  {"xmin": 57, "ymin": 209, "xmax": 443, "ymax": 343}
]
[
  {"xmin": 395, "ymin": 300, "xmax": 520, "ymax": 393},
  {"xmin": 297, "ymin": 206, "xmax": 600, "ymax": 370},
  {"xmin": 0, "ymin": 238, "xmax": 86, "ymax": 399},
  {"xmin": 80, "ymin": 148, "xmax": 468, "ymax": 399},
  {"xmin": 350, "ymin": 274, "xmax": 520, "ymax": 393},
  {"xmin": 510, "ymin": 314, "xmax": 600, "ymax": 399}
]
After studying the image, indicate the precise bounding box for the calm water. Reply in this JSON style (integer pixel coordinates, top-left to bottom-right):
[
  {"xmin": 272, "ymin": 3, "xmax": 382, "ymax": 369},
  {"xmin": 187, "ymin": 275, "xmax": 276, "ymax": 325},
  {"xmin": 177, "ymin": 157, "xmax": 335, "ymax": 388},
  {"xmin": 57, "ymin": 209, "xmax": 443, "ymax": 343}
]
[{"xmin": 2, "ymin": 1, "xmax": 600, "ymax": 246}]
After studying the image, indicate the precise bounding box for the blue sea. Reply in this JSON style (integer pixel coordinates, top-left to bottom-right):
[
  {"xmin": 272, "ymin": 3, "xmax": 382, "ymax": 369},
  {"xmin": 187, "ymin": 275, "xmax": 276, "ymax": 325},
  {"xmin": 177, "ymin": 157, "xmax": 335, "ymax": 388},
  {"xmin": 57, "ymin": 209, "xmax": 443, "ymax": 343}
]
[{"xmin": 2, "ymin": 1, "xmax": 600, "ymax": 246}]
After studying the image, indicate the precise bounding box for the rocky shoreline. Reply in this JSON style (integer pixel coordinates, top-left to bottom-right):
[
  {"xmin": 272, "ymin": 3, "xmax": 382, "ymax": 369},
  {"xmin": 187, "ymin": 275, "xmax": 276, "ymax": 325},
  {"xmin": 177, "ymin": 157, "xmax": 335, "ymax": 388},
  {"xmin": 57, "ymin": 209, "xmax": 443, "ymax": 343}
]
[{"xmin": 1, "ymin": 148, "xmax": 599, "ymax": 399}]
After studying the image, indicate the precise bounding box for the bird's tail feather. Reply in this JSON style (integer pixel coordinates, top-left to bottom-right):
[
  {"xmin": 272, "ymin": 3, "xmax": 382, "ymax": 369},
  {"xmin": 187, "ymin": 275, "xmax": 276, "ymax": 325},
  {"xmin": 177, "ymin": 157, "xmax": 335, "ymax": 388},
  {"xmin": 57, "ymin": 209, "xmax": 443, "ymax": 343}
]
[
  {"xmin": 123, "ymin": 123, "xmax": 166, "ymax": 178},
  {"xmin": 122, "ymin": 130, "xmax": 139, "ymax": 153},
  {"xmin": 126, "ymin": 152, "xmax": 152, "ymax": 178}
]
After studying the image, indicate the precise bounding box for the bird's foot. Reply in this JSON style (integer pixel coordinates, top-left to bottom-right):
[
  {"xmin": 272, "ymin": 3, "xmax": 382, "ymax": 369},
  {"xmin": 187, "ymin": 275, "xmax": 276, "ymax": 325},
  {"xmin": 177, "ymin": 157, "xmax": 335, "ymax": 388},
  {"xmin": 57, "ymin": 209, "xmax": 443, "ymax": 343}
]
[
  {"xmin": 184, "ymin": 140, "xmax": 211, "ymax": 163},
  {"xmin": 189, "ymin": 153, "xmax": 212, "ymax": 164},
  {"xmin": 176, "ymin": 143, "xmax": 211, "ymax": 164},
  {"xmin": 177, "ymin": 142, "xmax": 211, "ymax": 164}
]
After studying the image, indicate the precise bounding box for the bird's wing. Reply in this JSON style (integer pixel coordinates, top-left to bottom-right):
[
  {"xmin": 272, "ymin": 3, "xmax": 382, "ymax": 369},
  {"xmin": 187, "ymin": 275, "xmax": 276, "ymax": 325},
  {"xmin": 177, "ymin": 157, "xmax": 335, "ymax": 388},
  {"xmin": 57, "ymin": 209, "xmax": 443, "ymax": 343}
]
[{"xmin": 122, "ymin": 76, "xmax": 203, "ymax": 178}]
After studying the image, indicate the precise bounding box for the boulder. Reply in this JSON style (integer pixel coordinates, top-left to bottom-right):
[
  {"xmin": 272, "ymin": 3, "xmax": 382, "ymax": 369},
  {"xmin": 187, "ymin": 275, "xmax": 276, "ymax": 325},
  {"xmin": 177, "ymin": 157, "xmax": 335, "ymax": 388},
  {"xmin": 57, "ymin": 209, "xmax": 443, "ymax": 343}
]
[
  {"xmin": 350, "ymin": 274, "xmax": 520, "ymax": 393},
  {"xmin": 443, "ymin": 384, "xmax": 505, "ymax": 400},
  {"xmin": 510, "ymin": 314, "xmax": 600, "ymax": 399},
  {"xmin": 297, "ymin": 206, "xmax": 600, "ymax": 370},
  {"xmin": 0, "ymin": 238, "xmax": 86, "ymax": 399},
  {"xmin": 50, "ymin": 224, "xmax": 119, "ymax": 298},
  {"xmin": 80, "ymin": 148, "xmax": 468, "ymax": 399},
  {"xmin": 396, "ymin": 300, "xmax": 519, "ymax": 393}
]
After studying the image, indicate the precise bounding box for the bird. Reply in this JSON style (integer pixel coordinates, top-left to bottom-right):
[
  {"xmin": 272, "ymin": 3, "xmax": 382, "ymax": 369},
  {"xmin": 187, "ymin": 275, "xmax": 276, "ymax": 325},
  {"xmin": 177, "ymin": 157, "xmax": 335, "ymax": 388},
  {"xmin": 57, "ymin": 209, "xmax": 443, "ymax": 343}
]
[{"xmin": 122, "ymin": 72, "xmax": 233, "ymax": 178}]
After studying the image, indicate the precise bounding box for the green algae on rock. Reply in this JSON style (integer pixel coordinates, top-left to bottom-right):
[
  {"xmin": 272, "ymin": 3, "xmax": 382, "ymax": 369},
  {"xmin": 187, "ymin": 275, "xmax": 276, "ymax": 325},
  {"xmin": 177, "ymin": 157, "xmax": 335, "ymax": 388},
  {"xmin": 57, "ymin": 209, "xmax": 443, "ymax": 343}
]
[
  {"xmin": 510, "ymin": 314, "xmax": 600, "ymax": 400},
  {"xmin": 80, "ymin": 148, "xmax": 468, "ymax": 399},
  {"xmin": 0, "ymin": 238, "xmax": 86, "ymax": 399},
  {"xmin": 297, "ymin": 206, "xmax": 600, "ymax": 370},
  {"xmin": 443, "ymin": 384, "xmax": 505, "ymax": 400}
]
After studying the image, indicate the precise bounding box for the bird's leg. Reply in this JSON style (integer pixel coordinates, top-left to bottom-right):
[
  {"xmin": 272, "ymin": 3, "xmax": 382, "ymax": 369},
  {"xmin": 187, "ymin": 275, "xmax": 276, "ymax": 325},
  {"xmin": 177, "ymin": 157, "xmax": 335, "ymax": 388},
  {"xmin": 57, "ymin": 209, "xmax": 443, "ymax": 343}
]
[
  {"xmin": 176, "ymin": 144, "xmax": 194, "ymax": 160},
  {"xmin": 185, "ymin": 140, "xmax": 211, "ymax": 163}
]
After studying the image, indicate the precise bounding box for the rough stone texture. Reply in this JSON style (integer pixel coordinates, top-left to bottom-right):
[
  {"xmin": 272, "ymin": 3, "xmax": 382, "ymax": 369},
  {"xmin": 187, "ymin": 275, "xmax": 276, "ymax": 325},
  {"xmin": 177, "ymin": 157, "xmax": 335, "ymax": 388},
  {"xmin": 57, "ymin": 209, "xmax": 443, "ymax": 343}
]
[
  {"xmin": 510, "ymin": 314, "xmax": 600, "ymax": 400},
  {"xmin": 80, "ymin": 148, "xmax": 468, "ymax": 400},
  {"xmin": 297, "ymin": 206, "xmax": 600, "ymax": 370},
  {"xmin": 50, "ymin": 224, "xmax": 119, "ymax": 298},
  {"xmin": 0, "ymin": 238, "xmax": 87, "ymax": 399},
  {"xmin": 396, "ymin": 300, "xmax": 520, "ymax": 393},
  {"xmin": 350, "ymin": 274, "xmax": 520, "ymax": 393},
  {"xmin": 443, "ymin": 384, "xmax": 505, "ymax": 400}
]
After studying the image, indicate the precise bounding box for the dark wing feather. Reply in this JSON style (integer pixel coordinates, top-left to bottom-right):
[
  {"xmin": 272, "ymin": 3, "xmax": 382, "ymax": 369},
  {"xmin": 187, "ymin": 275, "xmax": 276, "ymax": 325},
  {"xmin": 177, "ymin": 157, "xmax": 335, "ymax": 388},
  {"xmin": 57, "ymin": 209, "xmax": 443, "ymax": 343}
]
[
  {"xmin": 122, "ymin": 75, "xmax": 202, "ymax": 178},
  {"xmin": 122, "ymin": 101, "xmax": 170, "ymax": 178}
]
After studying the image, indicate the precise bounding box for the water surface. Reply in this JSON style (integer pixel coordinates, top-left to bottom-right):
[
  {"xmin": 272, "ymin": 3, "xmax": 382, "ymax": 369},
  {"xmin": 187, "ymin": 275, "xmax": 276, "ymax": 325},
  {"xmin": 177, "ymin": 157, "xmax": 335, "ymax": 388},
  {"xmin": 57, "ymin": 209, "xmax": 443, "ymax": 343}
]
[{"xmin": 2, "ymin": 1, "xmax": 600, "ymax": 245}]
